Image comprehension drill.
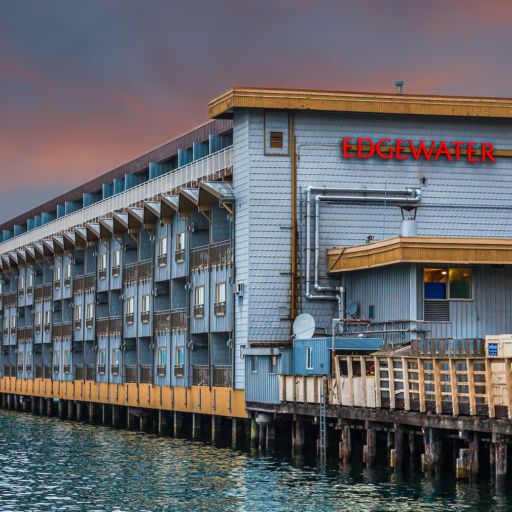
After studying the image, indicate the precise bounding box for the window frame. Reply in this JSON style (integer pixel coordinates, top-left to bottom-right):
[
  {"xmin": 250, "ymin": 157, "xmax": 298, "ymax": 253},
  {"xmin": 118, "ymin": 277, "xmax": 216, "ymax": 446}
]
[
  {"xmin": 306, "ymin": 346, "xmax": 314, "ymax": 370},
  {"xmin": 423, "ymin": 267, "xmax": 473, "ymax": 302},
  {"xmin": 175, "ymin": 346, "xmax": 185, "ymax": 366},
  {"xmin": 175, "ymin": 232, "xmax": 185, "ymax": 262}
]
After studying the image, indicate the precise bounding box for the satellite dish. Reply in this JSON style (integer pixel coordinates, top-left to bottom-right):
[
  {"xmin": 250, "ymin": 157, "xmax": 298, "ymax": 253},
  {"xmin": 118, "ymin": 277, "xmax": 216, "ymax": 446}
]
[
  {"xmin": 293, "ymin": 313, "xmax": 316, "ymax": 339},
  {"xmin": 346, "ymin": 300, "xmax": 359, "ymax": 318}
]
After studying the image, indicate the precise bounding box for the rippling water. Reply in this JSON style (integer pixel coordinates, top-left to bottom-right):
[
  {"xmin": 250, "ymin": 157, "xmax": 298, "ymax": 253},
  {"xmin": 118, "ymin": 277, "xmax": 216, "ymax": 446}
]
[{"xmin": 0, "ymin": 410, "xmax": 510, "ymax": 511}]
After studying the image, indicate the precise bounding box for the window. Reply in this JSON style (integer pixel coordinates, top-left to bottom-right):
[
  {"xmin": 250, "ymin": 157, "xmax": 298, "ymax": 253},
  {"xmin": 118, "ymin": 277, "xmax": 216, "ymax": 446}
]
[
  {"xmin": 35, "ymin": 311, "xmax": 42, "ymax": 333},
  {"xmin": 17, "ymin": 350, "xmax": 23, "ymax": 367},
  {"xmin": 175, "ymin": 232, "xmax": 185, "ymax": 262},
  {"xmin": 112, "ymin": 250, "xmax": 121, "ymax": 276},
  {"xmin": 269, "ymin": 355, "xmax": 278, "ymax": 374},
  {"xmin": 44, "ymin": 309, "xmax": 51, "ymax": 328},
  {"xmin": 175, "ymin": 346, "xmax": 185, "ymax": 366},
  {"xmin": 141, "ymin": 294, "xmax": 150, "ymax": 323},
  {"xmin": 54, "ymin": 266, "xmax": 61, "ymax": 288},
  {"xmin": 158, "ymin": 237, "xmax": 168, "ymax": 266},
  {"xmin": 99, "ymin": 254, "xmax": 107, "ymax": 279},
  {"xmin": 269, "ymin": 131, "xmax": 284, "ymax": 149},
  {"xmin": 194, "ymin": 286, "xmax": 205, "ymax": 318},
  {"xmin": 26, "ymin": 351, "xmax": 32, "ymax": 372},
  {"xmin": 98, "ymin": 349, "xmax": 106, "ymax": 374},
  {"xmin": 19, "ymin": 274, "xmax": 24, "ymax": 291},
  {"xmin": 214, "ymin": 282, "xmax": 226, "ymax": 316},
  {"xmin": 86, "ymin": 303, "xmax": 94, "ymax": 328},
  {"xmin": 26, "ymin": 272, "xmax": 33, "ymax": 293},
  {"xmin": 63, "ymin": 350, "xmax": 71, "ymax": 373},
  {"xmin": 424, "ymin": 268, "xmax": 472, "ymax": 300},
  {"xmin": 157, "ymin": 347, "xmax": 167, "ymax": 376},
  {"xmin": 53, "ymin": 349, "xmax": 60, "ymax": 373},
  {"xmin": 306, "ymin": 346, "xmax": 313, "ymax": 370},
  {"xmin": 74, "ymin": 305, "xmax": 82, "ymax": 328},
  {"xmin": 424, "ymin": 268, "xmax": 472, "ymax": 321},
  {"xmin": 3, "ymin": 316, "xmax": 8, "ymax": 334},
  {"xmin": 126, "ymin": 296, "xmax": 135, "ymax": 324},
  {"xmin": 64, "ymin": 264, "xmax": 72, "ymax": 286},
  {"xmin": 11, "ymin": 315, "xmax": 16, "ymax": 331},
  {"xmin": 250, "ymin": 355, "xmax": 257, "ymax": 373},
  {"xmin": 111, "ymin": 348, "xmax": 120, "ymax": 375}
]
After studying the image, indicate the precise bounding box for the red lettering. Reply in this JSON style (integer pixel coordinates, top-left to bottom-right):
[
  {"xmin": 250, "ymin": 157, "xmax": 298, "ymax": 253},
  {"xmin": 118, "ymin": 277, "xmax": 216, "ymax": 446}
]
[
  {"xmin": 357, "ymin": 138, "xmax": 375, "ymax": 158},
  {"xmin": 342, "ymin": 137, "xmax": 355, "ymax": 158},
  {"xmin": 481, "ymin": 142, "xmax": 496, "ymax": 163},
  {"xmin": 450, "ymin": 141, "xmax": 465, "ymax": 161},
  {"xmin": 376, "ymin": 138, "xmax": 394, "ymax": 160},
  {"xmin": 434, "ymin": 140, "xmax": 452, "ymax": 161},
  {"xmin": 409, "ymin": 140, "xmax": 436, "ymax": 160},
  {"xmin": 467, "ymin": 141, "xmax": 479, "ymax": 162},
  {"xmin": 395, "ymin": 139, "xmax": 407, "ymax": 160}
]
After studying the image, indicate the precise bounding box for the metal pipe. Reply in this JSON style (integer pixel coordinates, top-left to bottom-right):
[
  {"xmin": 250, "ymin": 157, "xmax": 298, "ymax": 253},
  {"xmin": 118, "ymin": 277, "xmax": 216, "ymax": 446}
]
[{"xmin": 305, "ymin": 186, "xmax": 421, "ymax": 302}]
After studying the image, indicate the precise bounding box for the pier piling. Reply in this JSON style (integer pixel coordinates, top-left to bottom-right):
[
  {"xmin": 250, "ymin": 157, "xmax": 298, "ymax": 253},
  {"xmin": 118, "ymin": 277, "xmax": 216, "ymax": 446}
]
[
  {"xmin": 192, "ymin": 413, "xmax": 201, "ymax": 439},
  {"xmin": 422, "ymin": 428, "xmax": 441, "ymax": 478},
  {"xmin": 292, "ymin": 416, "xmax": 304, "ymax": 456},
  {"xmin": 112, "ymin": 405, "xmax": 120, "ymax": 427},
  {"xmin": 339, "ymin": 425, "xmax": 351, "ymax": 464},
  {"xmin": 67, "ymin": 400, "xmax": 74, "ymax": 420},
  {"xmin": 173, "ymin": 411, "xmax": 183, "ymax": 437},
  {"xmin": 363, "ymin": 425, "xmax": 376, "ymax": 466},
  {"xmin": 250, "ymin": 417, "xmax": 259, "ymax": 452},
  {"xmin": 266, "ymin": 423, "xmax": 276, "ymax": 452}
]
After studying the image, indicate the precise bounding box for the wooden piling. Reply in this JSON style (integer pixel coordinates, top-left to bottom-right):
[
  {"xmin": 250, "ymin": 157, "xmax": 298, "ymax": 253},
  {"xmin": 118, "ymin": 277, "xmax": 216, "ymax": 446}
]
[
  {"xmin": 266, "ymin": 423, "xmax": 276, "ymax": 452},
  {"xmin": 363, "ymin": 426, "xmax": 377, "ymax": 466},
  {"xmin": 250, "ymin": 418, "xmax": 259, "ymax": 452},
  {"xmin": 46, "ymin": 398, "xmax": 53, "ymax": 417},
  {"xmin": 339, "ymin": 425, "xmax": 351, "ymax": 464},
  {"xmin": 192, "ymin": 413, "xmax": 201, "ymax": 439},
  {"xmin": 67, "ymin": 400, "xmax": 74, "ymax": 420},
  {"xmin": 422, "ymin": 428, "xmax": 441, "ymax": 477},
  {"xmin": 292, "ymin": 416, "xmax": 304, "ymax": 456},
  {"xmin": 112, "ymin": 405, "xmax": 120, "ymax": 427},
  {"xmin": 76, "ymin": 402, "xmax": 83, "ymax": 421},
  {"xmin": 173, "ymin": 411, "xmax": 183, "ymax": 437},
  {"xmin": 211, "ymin": 415, "xmax": 221, "ymax": 444}
]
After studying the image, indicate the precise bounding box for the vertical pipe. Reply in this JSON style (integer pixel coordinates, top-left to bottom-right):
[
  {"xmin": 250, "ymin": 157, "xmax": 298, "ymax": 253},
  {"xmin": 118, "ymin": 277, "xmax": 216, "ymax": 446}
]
[{"xmin": 290, "ymin": 112, "xmax": 298, "ymax": 323}]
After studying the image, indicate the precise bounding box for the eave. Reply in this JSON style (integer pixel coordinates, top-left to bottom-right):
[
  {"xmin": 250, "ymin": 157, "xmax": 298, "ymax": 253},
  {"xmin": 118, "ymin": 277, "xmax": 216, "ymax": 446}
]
[{"xmin": 327, "ymin": 236, "xmax": 512, "ymax": 273}]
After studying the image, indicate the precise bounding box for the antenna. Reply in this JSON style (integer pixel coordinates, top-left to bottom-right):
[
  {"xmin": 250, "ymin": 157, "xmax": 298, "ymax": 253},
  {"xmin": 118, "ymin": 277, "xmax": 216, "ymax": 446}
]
[{"xmin": 293, "ymin": 313, "xmax": 316, "ymax": 339}]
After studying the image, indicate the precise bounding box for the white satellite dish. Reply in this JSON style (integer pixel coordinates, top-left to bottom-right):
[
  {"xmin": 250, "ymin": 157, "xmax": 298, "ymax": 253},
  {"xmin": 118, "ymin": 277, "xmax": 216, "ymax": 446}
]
[{"xmin": 293, "ymin": 313, "xmax": 316, "ymax": 339}]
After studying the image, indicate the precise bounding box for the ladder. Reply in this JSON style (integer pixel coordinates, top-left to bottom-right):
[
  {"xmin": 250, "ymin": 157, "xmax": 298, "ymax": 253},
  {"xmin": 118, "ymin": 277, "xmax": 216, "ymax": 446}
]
[{"xmin": 319, "ymin": 377, "xmax": 327, "ymax": 465}]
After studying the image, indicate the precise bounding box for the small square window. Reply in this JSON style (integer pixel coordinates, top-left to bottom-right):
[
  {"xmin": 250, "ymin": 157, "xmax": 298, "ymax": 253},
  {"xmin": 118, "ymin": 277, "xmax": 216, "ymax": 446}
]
[{"xmin": 269, "ymin": 131, "xmax": 283, "ymax": 149}]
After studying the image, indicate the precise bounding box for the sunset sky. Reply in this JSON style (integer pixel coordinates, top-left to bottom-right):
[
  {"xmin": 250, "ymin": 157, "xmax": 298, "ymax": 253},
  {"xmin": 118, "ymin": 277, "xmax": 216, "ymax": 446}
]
[{"xmin": 1, "ymin": 0, "xmax": 511, "ymax": 223}]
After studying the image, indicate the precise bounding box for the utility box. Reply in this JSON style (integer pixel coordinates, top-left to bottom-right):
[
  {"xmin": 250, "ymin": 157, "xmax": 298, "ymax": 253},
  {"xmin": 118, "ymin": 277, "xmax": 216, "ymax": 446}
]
[{"xmin": 485, "ymin": 335, "xmax": 512, "ymax": 358}]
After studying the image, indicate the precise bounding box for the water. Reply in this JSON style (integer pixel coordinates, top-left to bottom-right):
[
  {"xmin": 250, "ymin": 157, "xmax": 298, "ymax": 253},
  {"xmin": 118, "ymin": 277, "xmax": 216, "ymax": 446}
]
[{"xmin": 0, "ymin": 410, "xmax": 510, "ymax": 511}]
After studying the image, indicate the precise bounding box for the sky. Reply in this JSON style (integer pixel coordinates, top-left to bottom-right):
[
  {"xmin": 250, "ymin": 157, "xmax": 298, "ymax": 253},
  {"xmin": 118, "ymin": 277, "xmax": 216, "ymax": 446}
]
[{"xmin": 1, "ymin": 0, "xmax": 512, "ymax": 224}]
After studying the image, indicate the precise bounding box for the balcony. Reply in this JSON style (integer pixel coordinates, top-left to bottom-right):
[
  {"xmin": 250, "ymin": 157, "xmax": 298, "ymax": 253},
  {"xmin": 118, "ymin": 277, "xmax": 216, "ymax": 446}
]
[
  {"xmin": 3, "ymin": 365, "xmax": 12, "ymax": 377},
  {"xmin": 125, "ymin": 365, "xmax": 137, "ymax": 383},
  {"xmin": 174, "ymin": 365, "xmax": 185, "ymax": 378},
  {"xmin": 214, "ymin": 302, "xmax": 226, "ymax": 316},
  {"xmin": 192, "ymin": 365, "xmax": 210, "ymax": 386},
  {"xmin": 123, "ymin": 264, "xmax": 138, "ymax": 284},
  {"xmin": 190, "ymin": 246, "xmax": 208, "ymax": 270},
  {"xmin": 157, "ymin": 364, "xmax": 166, "ymax": 377},
  {"xmin": 154, "ymin": 311, "xmax": 171, "ymax": 332},
  {"xmin": 193, "ymin": 305, "xmax": 204, "ymax": 318},
  {"xmin": 138, "ymin": 260, "xmax": 152, "ymax": 282},
  {"xmin": 170, "ymin": 309, "xmax": 187, "ymax": 331},
  {"xmin": 213, "ymin": 365, "xmax": 232, "ymax": 387},
  {"xmin": 96, "ymin": 318, "xmax": 109, "ymax": 336}
]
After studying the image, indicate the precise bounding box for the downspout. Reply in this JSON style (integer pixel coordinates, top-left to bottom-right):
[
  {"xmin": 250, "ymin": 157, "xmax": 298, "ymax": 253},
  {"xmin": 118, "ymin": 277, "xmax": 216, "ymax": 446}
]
[{"xmin": 290, "ymin": 112, "xmax": 298, "ymax": 323}]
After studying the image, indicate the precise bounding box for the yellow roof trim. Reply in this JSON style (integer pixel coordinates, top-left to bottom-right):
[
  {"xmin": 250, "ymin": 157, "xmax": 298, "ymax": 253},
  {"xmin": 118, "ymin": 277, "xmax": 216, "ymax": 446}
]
[
  {"xmin": 327, "ymin": 236, "xmax": 512, "ymax": 273},
  {"xmin": 209, "ymin": 86, "xmax": 512, "ymax": 119}
]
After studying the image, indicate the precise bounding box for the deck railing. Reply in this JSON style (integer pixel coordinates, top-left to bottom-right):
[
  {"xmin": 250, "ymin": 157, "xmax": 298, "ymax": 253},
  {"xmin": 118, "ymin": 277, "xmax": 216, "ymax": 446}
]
[
  {"xmin": 212, "ymin": 365, "xmax": 232, "ymax": 387},
  {"xmin": 0, "ymin": 147, "xmax": 232, "ymax": 254},
  {"xmin": 192, "ymin": 365, "xmax": 210, "ymax": 386}
]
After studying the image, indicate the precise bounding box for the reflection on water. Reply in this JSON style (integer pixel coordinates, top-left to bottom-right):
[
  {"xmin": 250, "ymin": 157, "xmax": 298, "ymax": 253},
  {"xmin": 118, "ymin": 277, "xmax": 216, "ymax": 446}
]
[{"xmin": 0, "ymin": 410, "xmax": 510, "ymax": 511}]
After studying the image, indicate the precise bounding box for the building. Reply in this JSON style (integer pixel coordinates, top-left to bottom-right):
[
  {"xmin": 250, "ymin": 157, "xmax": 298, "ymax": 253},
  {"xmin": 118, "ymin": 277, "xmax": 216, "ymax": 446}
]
[{"xmin": 2, "ymin": 87, "xmax": 512, "ymax": 473}]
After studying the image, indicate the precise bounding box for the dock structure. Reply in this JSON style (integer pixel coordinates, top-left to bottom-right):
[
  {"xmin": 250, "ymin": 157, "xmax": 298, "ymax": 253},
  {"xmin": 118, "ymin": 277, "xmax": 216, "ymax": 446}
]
[{"xmin": 1, "ymin": 86, "xmax": 512, "ymax": 484}]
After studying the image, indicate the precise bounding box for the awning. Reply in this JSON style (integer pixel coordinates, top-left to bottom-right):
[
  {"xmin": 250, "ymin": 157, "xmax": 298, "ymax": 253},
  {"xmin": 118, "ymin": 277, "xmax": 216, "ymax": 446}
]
[{"xmin": 327, "ymin": 236, "xmax": 512, "ymax": 273}]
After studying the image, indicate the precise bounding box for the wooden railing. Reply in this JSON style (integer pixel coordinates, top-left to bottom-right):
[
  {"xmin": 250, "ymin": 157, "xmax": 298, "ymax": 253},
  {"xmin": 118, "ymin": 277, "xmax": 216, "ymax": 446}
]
[
  {"xmin": 192, "ymin": 365, "xmax": 210, "ymax": 386},
  {"xmin": 210, "ymin": 241, "xmax": 232, "ymax": 267},
  {"xmin": 190, "ymin": 246, "xmax": 209, "ymax": 270},
  {"xmin": 170, "ymin": 309, "xmax": 187, "ymax": 331},
  {"xmin": 212, "ymin": 365, "xmax": 232, "ymax": 387}
]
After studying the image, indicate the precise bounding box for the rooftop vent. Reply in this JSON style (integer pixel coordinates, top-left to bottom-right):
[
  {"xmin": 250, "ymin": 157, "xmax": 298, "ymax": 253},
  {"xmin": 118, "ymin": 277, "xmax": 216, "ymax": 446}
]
[{"xmin": 394, "ymin": 80, "xmax": 404, "ymax": 94}]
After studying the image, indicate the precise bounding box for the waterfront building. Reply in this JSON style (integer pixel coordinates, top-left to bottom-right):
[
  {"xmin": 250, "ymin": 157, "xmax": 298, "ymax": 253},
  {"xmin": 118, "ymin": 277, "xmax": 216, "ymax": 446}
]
[{"xmin": 2, "ymin": 87, "xmax": 512, "ymax": 480}]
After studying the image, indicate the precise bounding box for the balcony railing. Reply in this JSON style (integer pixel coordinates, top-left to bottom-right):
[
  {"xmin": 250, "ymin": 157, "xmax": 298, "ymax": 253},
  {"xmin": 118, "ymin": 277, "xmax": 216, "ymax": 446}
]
[
  {"xmin": 157, "ymin": 364, "xmax": 166, "ymax": 377},
  {"xmin": 138, "ymin": 260, "xmax": 152, "ymax": 282},
  {"xmin": 212, "ymin": 365, "xmax": 232, "ymax": 387},
  {"xmin": 125, "ymin": 313, "xmax": 134, "ymax": 325},
  {"xmin": 210, "ymin": 241, "xmax": 232, "ymax": 267},
  {"xmin": 97, "ymin": 364, "xmax": 106, "ymax": 375},
  {"xmin": 192, "ymin": 365, "xmax": 210, "ymax": 386},
  {"xmin": 63, "ymin": 364, "xmax": 71, "ymax": 374},
  {"xmin": 157, "ymin": 254, "xmax": 167, "ymax": 267},
  {"xmin": 25, "ymin": 364, "xmax": 32, "ymax": 374},
  {"xmin": 96, "ymin": 318, "xmax": 110, "ymax": 336},
  {"xmin": 112, "ymin": 265, "xmax": 120, "ymax": 277},
  {"xmin": 74, "ymin": 364, "xmax": 84, "ymax": 380},
  {"xmin": 174, "ymin": 365, "xmax": 185, "ymax": 378},
  {"xmin": 190, "ymin": 246, "xmax": 209, "ymax": 270},
  {"xmin": 141, "ymin": 312, "xmax": 150, "ymax": 324},
  {"xmin": 3, "ymin": 365, "xmax": 12, "ymax": 377},
  {"xmin": 125, "ymin": 365, "xmax": 137, "ymax": 383},
  {"xmin": 123, "ymin": 263, "xmax": 138, "ymax": 284},
  {"xmin": 175, "ymin": 249, "xmax": 185, "ymax": 263},
  {"xmin": 111, "ymin": 364, "xmax": 120, "ymax": 376},
  {"xmin": 154, "ymin": 311, "xmax": 171, "ymax": 332},
  {"xmin": 17, "ymin": 364, "xmax": 23, "ymax": 373},
  {"xmin": 214, "ymin": 303, "xmax": 226, "ymax": 316},
  {"xmin": 140, "ymin": 365, "xmax": 152, "ymax": 383},
  {"xmin": 98, "ymin": 269, "xmax": 107, "ymax": 280},
  {"xmin": 53, "ymin": 365, "xmax": 60, "ymax": 374},
  {"xmin": 85, "ymin": 318, "xmax": 94, "ymax": 329},
  {"xmin": 193, "ymin": 305, "xmax": 204, "ymax": 318},
  {"xmin": 170, "ymin": 309, "xmax": 187, "ymax": 331},
  {"xmin": 85, "ymin": 365, "xmax": 95, "ymax": 381}
]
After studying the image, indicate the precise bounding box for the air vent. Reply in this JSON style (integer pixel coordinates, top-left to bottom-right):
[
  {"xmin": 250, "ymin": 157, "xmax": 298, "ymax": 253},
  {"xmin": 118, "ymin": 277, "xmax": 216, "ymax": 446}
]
[
  {"xmin": 424, "ymin": 300, "xmax": 450, "ymax": 322},
  {"xmin": 269, "ymin": 131, "xmax": 284, "ymax": 149}
]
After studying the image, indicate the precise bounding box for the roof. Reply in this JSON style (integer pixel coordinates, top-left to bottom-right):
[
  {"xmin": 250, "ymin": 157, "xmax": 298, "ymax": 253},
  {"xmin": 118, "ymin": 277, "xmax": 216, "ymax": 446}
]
[
  {"xmin": 327, "ymin": 236, "xmax": 512, "ymax": 273},
  {"xmin": 0, "ymin": 118, "xmax": 232, "ymax": 232},
  {"xmin": 209, "ymin": 86, "xmax": 512, "ymax": 119}
]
